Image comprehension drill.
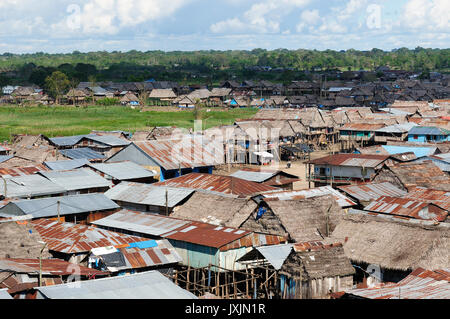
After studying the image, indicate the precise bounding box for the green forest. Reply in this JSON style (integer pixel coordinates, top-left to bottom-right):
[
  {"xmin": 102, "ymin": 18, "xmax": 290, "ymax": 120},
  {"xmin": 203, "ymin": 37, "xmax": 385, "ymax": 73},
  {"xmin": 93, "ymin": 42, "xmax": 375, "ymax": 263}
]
[{"xmin": 0, "ymin": 47, "xmax": 449, "ymax": 87}]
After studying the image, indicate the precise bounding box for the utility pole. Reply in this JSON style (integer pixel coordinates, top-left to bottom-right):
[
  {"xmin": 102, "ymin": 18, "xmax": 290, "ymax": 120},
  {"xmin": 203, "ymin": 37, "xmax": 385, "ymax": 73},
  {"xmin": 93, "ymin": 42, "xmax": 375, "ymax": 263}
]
[
  {"xmin": 57, "ymin": 201, "xmax": 61, "ymax": 223},
  {"xmin": 165, "ymin": 188, "xmax": 169, "ymax": 216},
  {"xmin": 38, "ymin": 242, "xmax": 48, "ymax": 287}
]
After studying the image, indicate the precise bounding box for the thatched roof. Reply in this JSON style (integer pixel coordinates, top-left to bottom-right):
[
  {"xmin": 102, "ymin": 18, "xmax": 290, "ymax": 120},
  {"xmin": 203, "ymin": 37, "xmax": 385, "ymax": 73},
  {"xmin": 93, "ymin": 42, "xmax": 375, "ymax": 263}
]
[
  {"xmin": 171, "ymin": 192, "xmax": 257, "ymax": 228},
  {"xmin": 259, "ymin": 195, "xmax": 344, "ymax": 242},
  {"xmin": 280, "ymin": 242, "xmax": 355, "ymax": 280},
  {"xmin": 149, "ymin": 89, "xmax": 176, "ymax": 99},
  {"xmin": 329, "ymin": 210, "xmax": 450, "ymax": 271},
  {"xmin": 120, "ymin": 92, "xmax": 139, "ymax": 103},
  {"xmin": 0, "ymin": 220, "xmax": 51, "ymax": 259}
]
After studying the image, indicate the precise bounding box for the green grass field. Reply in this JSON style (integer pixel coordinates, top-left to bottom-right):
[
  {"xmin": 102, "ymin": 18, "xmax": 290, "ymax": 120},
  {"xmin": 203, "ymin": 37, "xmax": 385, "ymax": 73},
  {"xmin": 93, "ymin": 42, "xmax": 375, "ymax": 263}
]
[{"xmin": 0, "ymin": 105, "xmax": 259, "ymax": 142}]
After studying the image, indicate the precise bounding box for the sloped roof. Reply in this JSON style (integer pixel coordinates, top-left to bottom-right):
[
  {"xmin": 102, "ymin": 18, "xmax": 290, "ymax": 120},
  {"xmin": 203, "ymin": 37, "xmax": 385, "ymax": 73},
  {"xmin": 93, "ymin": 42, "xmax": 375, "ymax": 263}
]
[
  {"xmin": 88, "ymin": 161, "xmax": 156, "ymax": 181},
  {"xmin": 171, "ymin": 192, "xmax": 257, "ymax": 228},
  {"xmin": 338, "ymin": 182, "xmax": 407, "ymax": 203},
  {"xmin": 105, "ymin": 182, "xmax": 194, "ymax": 208},
  {"xmin": 330, "ymin": 209, "xmax": 450, "ymax": 271},
  {"xmin": 38, "ymin": 168, "xmax": 112, "ymax": 191},
  {"xmin": 309, "ymin": 153, "xmax": 389, "ymax": 168},
  {"xmin": 132, "ymin": 138, "xmax": 224, "ymax": 170},
  {"xmin": 154, "ymin": 173, "xmax": 279, "ymax": 198},
  {"xmin": 0, "ymin": 193, "xmax": 119, "ymax": 219},
  {"xmin": 280, "ymin": 242, "xmax": 355, "ymax": 279},
  {"xmin": 31, "ymin": 218, "xmax": 147, "ymax": 254},
  {"xmin": 345, "ymin": 268, "xmax": 450, "ymax": 299},
  {"xmin": 364, "ymin": 196, "xmax": 448, "ymax": 221},
  {"xmin": 59, "ymin": 148, "xmax": 105, "ymax": 161},
  {"xmin": 35, "ymin": 270, "xmax": 197, "ymax": 299}
]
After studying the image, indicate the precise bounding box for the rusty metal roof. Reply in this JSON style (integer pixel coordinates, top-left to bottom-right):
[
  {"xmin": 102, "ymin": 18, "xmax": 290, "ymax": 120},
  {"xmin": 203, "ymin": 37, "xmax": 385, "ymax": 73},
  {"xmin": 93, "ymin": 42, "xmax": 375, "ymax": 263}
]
[
  {"xmin": 30, "ymin": 219, "xmax": 148, "ymax": 254},
  {"xmin": 293, "ymin": 241, "xmax": 343, "ymax": 252},
  {"xmin": 0, "ymin": 258, "xmax": 107, "ymax": 276},
  {"xmin": 91, "ymin": 239, "xmax": 182, "ymax": 272},
  {"xmin": 134, "ymin": 137, "xmax": 224, "ymax": 170},
  {"xmin": 154, "ymin": 173, "xmax": 279, "ymax": 197},
  {"xmin": 163, "ymin": 221, "xmax": 285, "ymax": 250},
  {"xmin": 93, "ymin": 210, "xmax": 286, "ymax": 250},
  {"xmin": 0, "ymin": 164, "xmax": 49, "ymax": 178},
  {"xmin": 309, "ymin": 154, "xmax": 389, "ymax": 168},
  {"xmin": 338, "ymin": 182, "xmax": 408, "ymax": 203},
  {"xmin": 346, "ymin": 268, "xmax": 450, "ymax": 299},
  {"xmin": 402, "ymin": 187, "xmax": 450, "ymax": 211},
  {"xmin": 364, "ymin": 196, "xmax": 448, "ymax": 221}
]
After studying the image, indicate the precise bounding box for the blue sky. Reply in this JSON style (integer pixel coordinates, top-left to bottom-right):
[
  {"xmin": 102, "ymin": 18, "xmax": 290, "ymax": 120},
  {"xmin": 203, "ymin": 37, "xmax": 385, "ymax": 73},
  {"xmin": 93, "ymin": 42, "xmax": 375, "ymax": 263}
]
[{"xmin": 0, "ymin": 0, "xmax": 448, "ymax": 53}]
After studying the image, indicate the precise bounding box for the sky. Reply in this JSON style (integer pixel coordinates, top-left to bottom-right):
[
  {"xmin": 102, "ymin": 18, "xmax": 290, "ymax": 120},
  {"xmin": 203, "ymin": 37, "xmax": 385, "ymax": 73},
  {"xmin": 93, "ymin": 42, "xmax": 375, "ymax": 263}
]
[{"xmin": 0, "ymin": 0, "xmax": 449, "ymax": 54}]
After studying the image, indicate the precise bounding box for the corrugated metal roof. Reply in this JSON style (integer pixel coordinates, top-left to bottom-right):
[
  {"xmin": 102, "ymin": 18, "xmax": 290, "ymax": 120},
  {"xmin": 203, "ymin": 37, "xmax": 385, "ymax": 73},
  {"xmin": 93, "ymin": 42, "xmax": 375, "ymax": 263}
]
[
  {"xmin": 38, "ymin": 168, "xmax": 112, "ymax": 191},
  {"xmin": 229, "ymin": 170, "xmax": 277, "ymax": 182},
  {"xmin": 92, "ymin": 210, "xmax": 191, "ymax": 236},
  {"xmin": 44, "ymin": 159, "xmax": 90, "ymax": 171},
  {"xmin": 59, "ymin": 148, "xmax": 105, "ymax": 160},
  {"xmin": 409, "ymin": 126, "xmax": 450, "ymax": 136},
  {"xmin": 0, "ymin": 258, "xmax": 107, "ymax": 276},
  {"xmin": 83, "ymin": 135, "xmax": 130, "ymax": 147},
  {"xmin": 35, "ymin": 270, "xmax": 197, "ymax": 299},
  {"xmin": 346, "ymin": 268, "xmax": 450, "ymax": 299},
  {"xmin": 403, "ymin": 187, "xmax": 450, "ymax": 211},
  {"xmin": 0, "ymin": 164, "xmax": 49, "ymax": 178},
  {"xmin": 91, "ymin": 239, "xmax": 182, "ymax": 272},
  {"xmin": 49, "ymin": 135, "xmax": 95, "ymax": 147},
  {"xmin": 154, "ymin": 173, "xmax": 279, "ymax": 197},
  {"xmin": 163, "ymin": 221, "xmax": 253, "ymax": 249},
  {"xmin": 105, "ymin": 183, "xmax": 194, "ymax": 207},
  {"xmin": 134, "ymin": 137, "xmax": 224, "ymax": 170},
  {"xmin": 309, "ymin": 154, "xmax": 389, "ymax": 168},
  {"xmin": 0, "ymin": 288, "xmax": 12, "ymax": 299},
  {"xmin": 375, "ymin": 123, "xmax": 418, "ymax": 133},
  {"xmin": 0, "ymin": 156, "xmax": 13, "ymax": 164},
  {"xmin": 263, "ymin": 186, "xmax": 356, "ymax": 208},
  {"xmin": 0, "ymin": 175, "xmax": 65, "ymax": 199},
  {"xmin": 247, "ymin": 244, "xmax": 293, "ymax": 270},
  {"xmin": 0, "ymin": 193, "xmax": 119, "ymax": 219},
  {"xmin": 31, "ymin": 218, "xmax": 147, "ymax": 254},
  {"xmin": 89, "ymin": 161, "xmax": 156, "ymax": 180},
  {"xmin": 364, "ymin": 196, "xmax": 448, "ymax": 221},
  {"xmin": 338, "ymin": 182, "xmax": 408, "ymax": 202}
]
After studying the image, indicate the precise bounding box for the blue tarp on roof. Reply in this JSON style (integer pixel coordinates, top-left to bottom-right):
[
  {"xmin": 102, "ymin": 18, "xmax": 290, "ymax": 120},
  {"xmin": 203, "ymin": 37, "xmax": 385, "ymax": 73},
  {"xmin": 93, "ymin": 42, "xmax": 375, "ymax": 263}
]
[
  {"xmin": 381, "ymin": 145, "xmax": 436, "ymax": 158},
  {"xmin": 127, "ymin": 240, "xmax": 158, "ymax": 249}
]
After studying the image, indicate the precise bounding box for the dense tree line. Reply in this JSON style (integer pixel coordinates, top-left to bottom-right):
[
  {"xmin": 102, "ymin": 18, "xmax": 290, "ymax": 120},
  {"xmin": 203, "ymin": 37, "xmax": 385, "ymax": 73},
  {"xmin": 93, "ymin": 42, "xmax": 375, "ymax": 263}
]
[{"xmin": 0, "ymin": 47, "xmax": 448, "ymax": 87}]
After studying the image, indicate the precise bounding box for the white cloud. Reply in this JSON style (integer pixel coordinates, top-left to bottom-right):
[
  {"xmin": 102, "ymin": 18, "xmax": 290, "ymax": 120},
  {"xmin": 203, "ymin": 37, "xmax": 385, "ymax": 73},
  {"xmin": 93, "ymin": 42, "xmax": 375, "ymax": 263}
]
[
  {"xmin": 51, "ymin": 0, "xmax": 191, "ymax": 35},
  {"xmin": 402, "ymin": 0, "xmax": 449, "ymax": 31},
  {"xmin": 211, "ymin": 0, "xmax": 311, "ymax": 34}
]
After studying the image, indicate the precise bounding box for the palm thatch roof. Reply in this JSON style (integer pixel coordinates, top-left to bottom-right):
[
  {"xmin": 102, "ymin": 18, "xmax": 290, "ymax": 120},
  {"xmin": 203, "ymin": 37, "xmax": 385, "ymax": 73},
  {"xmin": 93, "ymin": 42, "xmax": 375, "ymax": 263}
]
[
  {"xmin": 241, "ymin": 195, "xmax": 344, "ymax": 242},
  {"xmin": 171, "ymin": 192, "xmax": 257, "ymax": 228},
  {"xmin": 0, "ymin": 220, "xmax": 51, "ymax": 259},
  {"xmin": 149, "ymin": 89, "xmax": 176, "ymax": 99},
  {"xmin": 280, "ymin": 242, "xmax": 355, "ymax": 280},
  {"xmin": 120, "ymin": 92, "xmax": 139, "ymax": 103},
  {"xmin": 329, "ymin": 210, "xmax": 450, "ymax": 271}
]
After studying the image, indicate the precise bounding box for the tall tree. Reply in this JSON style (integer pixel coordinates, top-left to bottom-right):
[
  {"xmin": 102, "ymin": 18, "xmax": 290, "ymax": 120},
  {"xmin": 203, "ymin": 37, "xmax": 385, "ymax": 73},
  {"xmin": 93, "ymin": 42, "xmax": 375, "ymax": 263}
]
[{"xmin": 45, "ymin": 71, "xmax": 70, "ymax": 105}]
